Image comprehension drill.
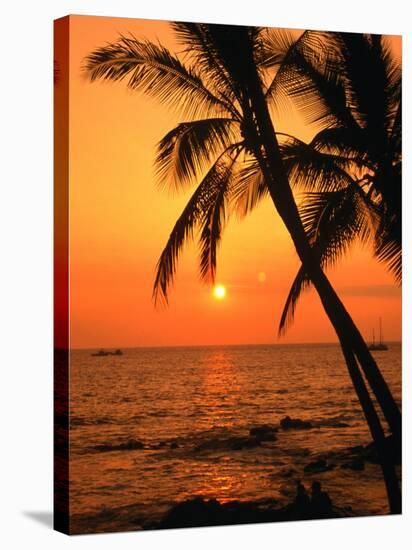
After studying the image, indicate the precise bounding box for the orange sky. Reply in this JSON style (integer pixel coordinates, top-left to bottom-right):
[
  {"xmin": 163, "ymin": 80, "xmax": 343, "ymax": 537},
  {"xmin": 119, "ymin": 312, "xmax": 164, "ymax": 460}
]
[{"xmin": 63, "ymin": 15, "xmax": 401, "ymax": 348}]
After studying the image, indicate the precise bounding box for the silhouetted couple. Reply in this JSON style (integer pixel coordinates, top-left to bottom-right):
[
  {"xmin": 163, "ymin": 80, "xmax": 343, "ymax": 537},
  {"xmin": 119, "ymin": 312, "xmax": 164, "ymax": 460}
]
[{"xmin": 292, "ymin": 481, "xmax": 333, "ymax": 520}]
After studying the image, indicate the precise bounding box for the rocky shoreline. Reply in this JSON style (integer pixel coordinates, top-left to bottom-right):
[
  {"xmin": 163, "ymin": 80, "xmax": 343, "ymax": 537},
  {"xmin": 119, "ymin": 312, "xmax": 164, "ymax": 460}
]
[
  {"xmin": 146, "ymin": 496, "xmax": 355, "ymax": 530},
  {"xmin": 70, "ymin": 417, "xmax": 400, "ymax": 533},
  {"xmin": 82, "ymin": 416, "xmax": 400, "ymax": 475},
  {"xmin": 70, "ymin": 493, "xmax": 355, "ymax": 534}
]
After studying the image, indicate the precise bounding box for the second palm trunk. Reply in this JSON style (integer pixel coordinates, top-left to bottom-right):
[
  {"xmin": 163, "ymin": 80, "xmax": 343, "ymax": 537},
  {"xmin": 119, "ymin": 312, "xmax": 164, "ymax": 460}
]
[{"xmin": 218, "ymin": 26, "xmax": 401, "ymax": 513}]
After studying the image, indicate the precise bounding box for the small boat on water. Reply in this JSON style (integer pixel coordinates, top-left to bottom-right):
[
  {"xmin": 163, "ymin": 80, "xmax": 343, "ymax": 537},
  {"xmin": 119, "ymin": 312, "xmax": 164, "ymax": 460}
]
[
  {"xmin": 91, "ymin": 349, "xmax": 111, "ymax": 357},
  {"xmin": 368, "ymin": 318, "xmax": 388, "ymax": 351},
  {"xmin": 91, "ymin": 349, "xmax": 124, "ymax": 357}
]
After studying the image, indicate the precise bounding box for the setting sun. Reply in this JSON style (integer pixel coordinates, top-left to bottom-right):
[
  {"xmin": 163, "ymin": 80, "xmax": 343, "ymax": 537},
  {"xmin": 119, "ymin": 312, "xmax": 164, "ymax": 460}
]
[{"xmin": 213, "ymin": 285, "xmax": 227, "ymax": 300}]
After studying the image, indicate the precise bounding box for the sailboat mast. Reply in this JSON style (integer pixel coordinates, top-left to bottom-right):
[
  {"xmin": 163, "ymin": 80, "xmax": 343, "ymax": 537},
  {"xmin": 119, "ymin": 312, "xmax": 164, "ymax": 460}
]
[{"xmin": 368, "ymin": 318, "xmax": 387, "ymax": 351}]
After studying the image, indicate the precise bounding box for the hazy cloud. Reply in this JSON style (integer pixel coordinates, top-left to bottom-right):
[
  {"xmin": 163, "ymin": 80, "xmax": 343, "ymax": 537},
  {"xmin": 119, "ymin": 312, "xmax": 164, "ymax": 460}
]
[{"xmin": 336, "ymin": 284, "xmax": 401, "ymax": 298}]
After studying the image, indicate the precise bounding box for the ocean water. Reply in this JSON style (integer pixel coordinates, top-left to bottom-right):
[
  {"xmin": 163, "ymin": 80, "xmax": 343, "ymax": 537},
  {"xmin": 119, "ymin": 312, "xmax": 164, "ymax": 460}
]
[{"xmin": 68, "ymin": 343, "xmax": 401, "ymax": 532}]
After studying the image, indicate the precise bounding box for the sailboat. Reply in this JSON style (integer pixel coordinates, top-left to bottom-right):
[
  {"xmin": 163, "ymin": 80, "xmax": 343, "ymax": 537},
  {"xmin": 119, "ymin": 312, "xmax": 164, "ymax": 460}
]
[{"xmin": 368, "ymin": 318, "xmax": 388, "ymax": 351}]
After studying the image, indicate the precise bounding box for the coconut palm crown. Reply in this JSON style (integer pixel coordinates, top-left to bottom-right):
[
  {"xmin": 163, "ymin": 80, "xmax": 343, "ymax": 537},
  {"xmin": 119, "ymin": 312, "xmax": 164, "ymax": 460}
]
[
  {"xmin": 84, "ymin": 28, "xmax": 401, "ymax": 334},
  {"xmin": 84, "ymin": 24, "xmax": 314, "ymax": 304},
  {"xmin": 274, "ymin": 32, "xmax": 401, "ymax": 332}
]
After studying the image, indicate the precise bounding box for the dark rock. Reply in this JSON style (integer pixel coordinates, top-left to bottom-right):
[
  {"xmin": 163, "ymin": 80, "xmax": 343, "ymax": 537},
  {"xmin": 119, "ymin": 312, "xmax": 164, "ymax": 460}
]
[
  {"xmin": 279, "ymin": 468, "xmax": 297, "ymax": 478},
  {"xmin": 148, "ymin": 497, "xmax": 285, "ymax": 529},
  {"xmin": 280, "ymin": 416, "xmax": 313, "ymax": 430},
  {"xmin": 156, "ymin": 498, "xmax": 223, "ymax": 528},
  {"xmin": 118, "ymin": 439, "xmax": 145, "ymax": 451},
  {"xmin": 289, "ymin": 447, "xmax": 311, "ymax": 457},
  {"xmin": 348, "ymin": 435, "xmax": 401, "ymax": 466},
  {"xmin": 249, "ymin": 425, "xmax": 278, "ymax": 441},
  {"xmin": 229, "ymin": 436, "xmax": 262, "ymax": 450},
  {"xmin": 304, "ymin": 459, "xmax": 335, "ymax": 473},
  {"xmin": 147, "ymin": 496, "xmax": 347, "ymax": 530},
  {"xmin": 194, "ymin": 436, "xmax": 261, "ymax": 453},
  {"xmin": 318, "ymin": 416, "xmax": 351, "ymax": 429},
  {"xmin": 93, "ymin": 439, "xmax": 144, "ymax": 453},
  {"xmin": 341, "ymin": 459, "xmax": 365, "ymax": 471},
  {"xmin": 170, "ymin": 442, "xmax": 179, "ymax": 449},
  {"xmin": 329, "ymin": 421, "xmax": 350, "ymax": 428}
]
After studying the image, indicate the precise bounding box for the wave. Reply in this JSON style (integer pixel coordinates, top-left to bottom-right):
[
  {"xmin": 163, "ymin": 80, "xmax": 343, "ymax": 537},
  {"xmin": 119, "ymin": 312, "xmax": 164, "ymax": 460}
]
[{"xmin": 70, "ymin": 416, "xmax": 115, "ymax": 427}]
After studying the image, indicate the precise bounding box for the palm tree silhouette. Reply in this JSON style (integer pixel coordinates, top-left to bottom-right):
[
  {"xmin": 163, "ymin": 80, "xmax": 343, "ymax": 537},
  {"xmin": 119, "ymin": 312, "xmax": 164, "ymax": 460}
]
[
  {"xmin": 84, "ymin": 23, "xmax": 400, "ymax": 512},
  {"xmin": 274, "ymin": 32, "xmax": 401, "ymax": 331}
]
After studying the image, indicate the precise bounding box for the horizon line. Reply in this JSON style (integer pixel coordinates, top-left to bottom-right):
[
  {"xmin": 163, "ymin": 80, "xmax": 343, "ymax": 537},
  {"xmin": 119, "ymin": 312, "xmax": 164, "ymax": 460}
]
[{"xmin": 64, "ymin": 340, "xmax": 402, "ymax": 351}]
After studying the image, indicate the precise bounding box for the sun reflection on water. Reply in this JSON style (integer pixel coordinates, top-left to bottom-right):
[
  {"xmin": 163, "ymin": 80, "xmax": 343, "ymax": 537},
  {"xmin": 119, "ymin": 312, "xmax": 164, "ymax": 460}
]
[{"xmin": 199, "ymin": 350, "xmax": 242, "ymax": 421}]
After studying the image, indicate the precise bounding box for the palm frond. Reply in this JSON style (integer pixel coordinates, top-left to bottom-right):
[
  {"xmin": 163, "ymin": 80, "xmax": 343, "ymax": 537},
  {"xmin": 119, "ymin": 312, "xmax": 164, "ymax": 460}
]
[
  {"xmin": 278, "ymin": 266, "xmax": 311, "ymax": 335},
  {"xmin": 83, "ymin": 35, "xmax": 230, "ymax": 118},
  {"xmin": 171, "ymin": 23, "xmax": 243, "ymax": 118},
  {"xmin": 152, "ymin": 186, "xmax": 205, "ymax": 306},
  {"xmin": 309, "ymin": 127, "xmax": 370, "ymax": 165},
  {"xmin": 155, "ymin": 118, "xmax": 237, "ymax": 192},
  {"xmin": 256, "ymin": 28, "xmax": 300, "ymax": 70},
  {"xmin": 389, "ymin": 98, "xmax": 401, "ymax": 155},
  {"xmin": 270, "ymin": 31, "xmax": 358, "ymax": 129},
  {"xmin": 280, "ymin": 136, "xmax": 355, "ymax": 192},
  {"xmin": 263, "ymin": 29, "xmax": 310, "ymax": 111},
  {"xmin": 153, "ymin": 145, "xmax": 240, "ymax": 304},
  {"xmin": 301, "ymin": 187, "xmax": 375, "ymax": 258},
  {"xmin": 330, "ymin": 33, "xmax": 376, "ymax": 129},
  {"xmin": 380, "ymin": 36, "xmax": 402, "ymax": 136},
  {"xmin": 375, "ymin": 236, "xmax": 401, "ymax": 283},
  {"xmin": 328, "ymin": 33, "xmax": 400, "ymax": 162},
  {"xmin": 230, "ymin": 158, "xmax": 268, "ymax": 217},
  {"xmin": 279, "ymin": 185, "xmax": 377, "ymax": 334},
  {"xmin": 374, "ymin": 190, "xmax": 401, "ymax": 284},
  {"xmin": 204, "ymin": 24, "xmax": 258, "ymax": 97},
  {"xmin": 198, "ymin": 150, "xmax": 240, "ymax": 281}
]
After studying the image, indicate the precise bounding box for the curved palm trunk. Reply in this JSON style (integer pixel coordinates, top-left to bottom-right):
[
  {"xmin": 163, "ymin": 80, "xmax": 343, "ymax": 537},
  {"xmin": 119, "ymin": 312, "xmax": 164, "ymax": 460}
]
[
  {"xmin": 225, "ymin": 29, "xmax": 401, "ymax": 512},
  {"xmin": 251, "ymin": 85, "xmax": 402, "ymax": 514},
  {"xmin": 271, "ymin": 175, "xmax": 401, "ymax": 443},
  {"xmin": 339, "ymin": 344, "xmax": 401, "ymax": 514},
  {"xmin": 260, "ymin": 162, "xmax": 402, "ymax": 513},
  {"xmin": 249, "ymin": 86, "xmax": 401, "ymax": 443}
]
